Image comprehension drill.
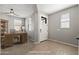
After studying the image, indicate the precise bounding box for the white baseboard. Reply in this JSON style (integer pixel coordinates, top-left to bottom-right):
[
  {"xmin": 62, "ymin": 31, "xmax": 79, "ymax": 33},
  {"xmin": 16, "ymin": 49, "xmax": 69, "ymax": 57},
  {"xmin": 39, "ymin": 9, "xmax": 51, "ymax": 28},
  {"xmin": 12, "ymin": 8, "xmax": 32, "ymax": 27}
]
[
  {"xmin": 34, "ymin": 40, "xmax": 48, "ymax": 44},
  {"xmin": 49, "ymin": 39, "xmax": 78, "ymax": 47},
  {"xmin": 33, "ymin": 39, "xmax": 78, "ymax": 47},
  {"xmin": 34, "ymin": 42, "xmax": 40, "ymax": 44}
]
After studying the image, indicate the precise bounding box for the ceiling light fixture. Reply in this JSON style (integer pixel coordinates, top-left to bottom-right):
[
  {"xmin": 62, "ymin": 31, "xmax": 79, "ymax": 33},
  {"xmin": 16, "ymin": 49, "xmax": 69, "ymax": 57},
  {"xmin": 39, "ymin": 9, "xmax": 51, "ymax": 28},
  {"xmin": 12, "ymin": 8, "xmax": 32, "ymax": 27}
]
[{"xmin": 10, "ymin": 9, "xmax": 15, "ymax": 15}]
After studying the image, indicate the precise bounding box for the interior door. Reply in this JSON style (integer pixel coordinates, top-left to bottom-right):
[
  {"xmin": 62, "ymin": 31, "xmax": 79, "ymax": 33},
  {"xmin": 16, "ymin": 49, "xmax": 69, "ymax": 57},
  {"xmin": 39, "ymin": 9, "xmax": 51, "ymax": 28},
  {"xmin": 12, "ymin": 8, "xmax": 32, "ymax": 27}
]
[{"xmin": 39, "ymin": 16, "xmax": 48, "ymax": 42}]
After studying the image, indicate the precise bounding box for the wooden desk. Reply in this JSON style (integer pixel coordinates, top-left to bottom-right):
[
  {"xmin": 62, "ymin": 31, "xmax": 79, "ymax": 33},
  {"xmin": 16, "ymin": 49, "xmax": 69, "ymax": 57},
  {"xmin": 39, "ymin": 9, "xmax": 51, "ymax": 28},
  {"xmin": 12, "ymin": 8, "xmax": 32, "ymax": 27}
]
[
  {"xmin": 12, "ymin": 33, "xmax": 27, "ymax": 43},
  {"xmin": 1, "ymin": 33, "xmax": 13, "ymax": 49},
  {"xmin": 1, "ymin": 32, "xmax": 27, "ymax": 49}
]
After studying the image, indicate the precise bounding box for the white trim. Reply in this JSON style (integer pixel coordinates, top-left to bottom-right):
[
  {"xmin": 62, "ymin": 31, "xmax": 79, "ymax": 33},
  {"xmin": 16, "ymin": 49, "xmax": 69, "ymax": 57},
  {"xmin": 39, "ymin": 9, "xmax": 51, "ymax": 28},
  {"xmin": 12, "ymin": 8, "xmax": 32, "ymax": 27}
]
[
  {"xmin": 49, "ymin": 39, "xmax": 78, "ymax": 47},
  {"xmin": 34, "ymin": 40, "xmax": 48, "ymax": 44},
  {"xmin": 33, "ymin": 41, "xmax": 40, "ymax": 44}
]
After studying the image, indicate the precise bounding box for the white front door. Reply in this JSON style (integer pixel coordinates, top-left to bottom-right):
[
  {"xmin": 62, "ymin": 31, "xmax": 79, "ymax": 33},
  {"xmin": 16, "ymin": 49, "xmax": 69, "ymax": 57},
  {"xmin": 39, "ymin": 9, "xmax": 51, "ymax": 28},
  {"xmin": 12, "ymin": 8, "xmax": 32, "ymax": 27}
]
[{"xmin": 39, "ymin": 16, "xmax": 48, "ymax": 42}]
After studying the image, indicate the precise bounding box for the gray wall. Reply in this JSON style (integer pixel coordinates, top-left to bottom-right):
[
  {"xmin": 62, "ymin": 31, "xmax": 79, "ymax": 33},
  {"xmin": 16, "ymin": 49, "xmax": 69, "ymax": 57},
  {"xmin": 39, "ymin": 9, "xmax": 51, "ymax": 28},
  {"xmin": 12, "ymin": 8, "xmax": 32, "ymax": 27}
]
[
  {"xmin": 33, "ymin": 13, "xmax": 39, "ymax": 42},
  {"xmin": 28, "ymin": 12, "xmax": 39, "ymax": 42},
  {"xmin": 78, "ymin": 5, "xmax": 79, "ymax": 34},
  {"xmin": 48, "ymin": 5, "xmax": 78, "ymax": 45}
]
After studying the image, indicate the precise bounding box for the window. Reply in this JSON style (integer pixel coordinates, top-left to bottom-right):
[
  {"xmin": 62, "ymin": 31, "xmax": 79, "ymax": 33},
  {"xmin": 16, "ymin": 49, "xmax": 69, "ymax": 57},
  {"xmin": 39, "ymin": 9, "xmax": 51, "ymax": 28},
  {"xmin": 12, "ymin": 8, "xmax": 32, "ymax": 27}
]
[
  {"xmin": 28, "ymin": 18, "xmax": 32, "ymax": 31},
  {"xmin": 14, "ymin": 19, "xmax": 22, "ymax": 31},
  {"xmin": 60, "ymin": 13, "xmax": 70, "ymax": 28}
]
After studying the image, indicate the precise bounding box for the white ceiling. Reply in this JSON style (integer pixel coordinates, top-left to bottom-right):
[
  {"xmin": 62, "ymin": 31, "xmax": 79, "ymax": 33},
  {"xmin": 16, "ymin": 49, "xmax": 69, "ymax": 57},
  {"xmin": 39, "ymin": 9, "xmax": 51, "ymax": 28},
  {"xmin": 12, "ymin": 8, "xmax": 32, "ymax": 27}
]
[
  {"xmin": 0, "ymin": 4, "xmax": 75, "ymax": 18},
  {"xmin": 37, "ymin": 4, "xmax": 75, "ymax": 15},
  {"xmin": 0, "ymin": 4, "xmax": 36, "ymax": 18}
]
